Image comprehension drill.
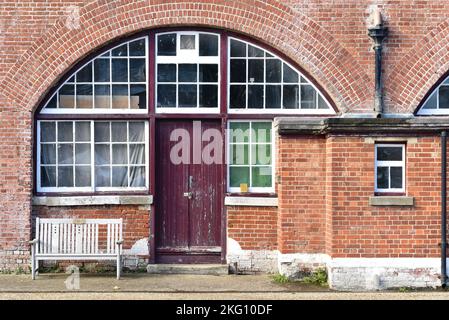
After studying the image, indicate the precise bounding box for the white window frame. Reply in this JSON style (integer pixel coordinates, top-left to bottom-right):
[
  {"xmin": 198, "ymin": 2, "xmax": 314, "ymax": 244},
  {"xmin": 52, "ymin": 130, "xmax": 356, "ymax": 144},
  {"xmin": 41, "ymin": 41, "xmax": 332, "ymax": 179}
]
[
  {"xmin": 227, "ymin": 37, "xmax": 335, "ymax": 115},
  {"xmin": 227, "ymin": 120, "xmax": 275, "ymax": 193},
  {"xmin": 417, "ymin": 78, "xmax": 449, "ymax": 115},
  {"xmin": 155, "ymin": 31, "xmax": 221, "ymax": 114},
  {"xmin": 40, "ymin": 37, "xmax": 149, "ymax": 115},
  {"xmin": 36, "ymin": 120, "xmax": 149, "ymax": 193},
  {"xmin": 374, "ymin": 144, "xmax": 406, "ymax": 193}
]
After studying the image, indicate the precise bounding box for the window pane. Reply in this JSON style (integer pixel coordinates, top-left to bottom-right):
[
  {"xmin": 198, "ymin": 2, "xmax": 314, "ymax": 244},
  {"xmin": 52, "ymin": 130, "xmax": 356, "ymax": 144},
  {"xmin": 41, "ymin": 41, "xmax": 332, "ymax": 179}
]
[
  {"xmin": 230, "ymin": 144, "xmax": 249, "ymax": 165},
  {"xmin": 112, "ymin": 85, "xmax": 129, "ymax": 109},
  {"xmin": 112, "ymin": 44, "xmax": 128, "ymax": 57},
  {"xmin": 179, "ymin": 85, "xmax": 197, "ymax": 108},
  {"xmin": 230, "ymin": 167, "xmax": 250, "ymax": 187},
  {"xmin": 76, "ymin": 62, "xmax": 92, "ymax": 82},
  {"xmin": 129, "ymin": 39, "xmax": 146, "ymax": 56},
  {"xmin": 129, "ymin": 145, "xmax": 145, "ymax": 165},
  {"xmin": 112, "ymin": 144, "xmax": 127, "ymax": 164},
  {"xmin": 94, "ymin": 122, "xmax": 110, "ymax": 142},
  {"xmin": 266, "ymin": 85, "xmax": 281, "ymax": 109},
  {"xmin": 283, "ymin": 63, "xmax": 299, "ymax": 83},
  {"xmin": 301, "ymin": 85, "xmax": 316, "ymax": 109},
  {"xmin": 199, "ymin": 85, "xmax": 218, "ymax": 108},
  {"xmin": 112, "ymin": 166, "xmax": 128, "ymax": 187},
  {"xmin": 46, "ymin": 95, "xmax": 57, "ymax": 109},
  {"xmin": 251, "ymin": 144, "xmax": 271, "ymax": 165},
  {"xmin": 439, "ymin": 86, "xmax": 449, "ymax": 108},
  {"xmin": 75, "ymin": 144, "xmax": 91, "ymax": 164},
  {"xmin": 40, "ymin": 122, "xmax": 56, "ymax": 142},
  {"xmin": 41, "ymin": 144, "xmax": 56, "ymax": 165},
  {"xmin": 130, "ymin": 84, "xmax": 146, "ymax": 109},
  {"xmin": 199, "ymin": 64, "xmax": 218, "ymax": 82},
  {"xmin": 59, "ymin": 85, "xmax": 75, "ymax": 108},
  {"xmin": 377, "ymin": 166, "xmax": 389, "ymax": 189},
  {"xmin": 266, "ymin": 59, "xmax": 281, "ymax": 83},
  {"xmin": 95, "ymin": 166, "xmax": 110, "ymax": 187},
  {"xmin": 76, "ymin": 84, "xmax": 93, "ymax": 109},
  {"xmin": 248, "ymin": 59, "xmax": 264, "ymax": 83},
  {"xmin": 248, "ymin": 45, "xmax": 264, "ymax": 57},
  {"xmin": 157, "ymin": 64, "xmax": 176, "ymax": 82},
  {"xmin": 94, "ymin": 85, "xmax": 110, "ymax": 109},
  {"xmin": 318, "ymin": 94, "xmax": 329, "ymax": 109},
  {"xmin": 230, "ymin": 60, "xmax": 246, "ymax": 83},
  {"xmin": 157, "ymin": 85, "xmax": 176, "ymax": 108},
  {"xmin": 230, "ymin": 39, "xmax": 246, "ymax": 57},
  {"xmin": 283, "ymin": 85, "xmax": 299, "ymax": 109},
  {"xmin": 75, "ymin": 122, "xmax": 90, "ymax": 142},
  {"xmin": 229, "ymin": 122, "xmax": 249, "ymax": 143},
  {"xmin": 130, "ymin": 166, "xmax": 146, "ymax": 187},
  {"xmin": 377, "ymin": 146, "xmax": 403, "ymax": 161},
  {"xmin": 75, "ymin": 166, "xmax": 91, "ymax": 187},
  {"xmin": 252, "ymin": 122, "xmax": 272, "ymax": 143},
  {"xmin": 390, "ymin": 167, "xmax": 403, "ymax": 189},
  {"xmin": 129, "ymin": 122, "xmax": 145, "ymax": 142},
  {"xmin": 158, "ymin": 33, "xmax": 177, "ymax": 56},
  {"xmin": 230, "ymin": 85, "xmax": 246, "ymax": 109},
  {"xmin": 95, "ymin": 144, "xmax": 110, "ymax": 165},
  {"xmin": 112, "ymin": 59, "xmax": 128, "ymax": 82},
  {"xmin": 58, "ymin": 144, "xmax": 73, "ymax": 165},
  {"xmin": 58, "ymin": 122, "xmax": 73, "ymax": 142},
  {"xmin": 199, "ymin": 34, "xmax": 218, "ymax": 56},
  {"xmin": 422, "ymin": 91, "xmax": 437, "ymax": 109},
  {"xmin": 41, "ymin": 166, "xmax": 56, "ymax": 187},
  {"xmin": 129, "ymin": 58, "xmax": 146, "ymax": 82},
  {"xmin": 248, "ymin": 85, "xmax": 264, "ymax": 109},
  {"xmin": 178, "ymin": 64, "xmax": 197, "ymax": 82},
  {"xmin": 111, "ymin": 122, "xmax": 127, "ymax": 142},
  {"xmin": 58, "ymin": 166, "xmax": 73, "ymax": 187},
  {"xmin": 252, "ymin": 166, "xmax": 272, "ymax": 187},
  {"xmin": 180, "ymin": 35, "xmax": 195, "ymax": 50}
]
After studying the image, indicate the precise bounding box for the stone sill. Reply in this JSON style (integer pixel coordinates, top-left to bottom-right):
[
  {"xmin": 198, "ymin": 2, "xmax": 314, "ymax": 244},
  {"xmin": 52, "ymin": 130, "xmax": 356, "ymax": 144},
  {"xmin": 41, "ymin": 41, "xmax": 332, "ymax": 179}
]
[
  {"xmin": 369, "ymin": 196, "xmax": 414, "ymax": 206},
  {"xmin": 32, "ymin": 195, "xmax": 153, "ymax": 207},
  {"xmin": 224, "ymin": 196, "xmax": 278, "ymax": 207}
]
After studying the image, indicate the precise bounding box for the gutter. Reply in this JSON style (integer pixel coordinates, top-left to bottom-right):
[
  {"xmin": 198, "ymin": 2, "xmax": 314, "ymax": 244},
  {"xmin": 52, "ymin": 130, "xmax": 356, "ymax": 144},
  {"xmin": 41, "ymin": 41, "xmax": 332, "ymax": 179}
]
[{"xmin": 442, "ymin": 131, "xmax": 447, "ymax": 288}]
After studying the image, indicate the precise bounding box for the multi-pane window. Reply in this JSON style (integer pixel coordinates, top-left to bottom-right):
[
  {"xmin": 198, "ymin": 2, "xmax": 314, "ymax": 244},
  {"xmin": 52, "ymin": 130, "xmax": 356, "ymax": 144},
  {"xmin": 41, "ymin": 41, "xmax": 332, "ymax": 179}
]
[
  {"xmin": 375, "ymin": 144, "xmax": 405, "ymax": 193},
  {"xmin": 419, "ymin": 77, "xmax": 449, "ymax": 115},
  {"xmin": 156, "ymin": 32, "xmax": 220, "ymax": 112},
  {"xmin": 228, "ymin": 121, "xmax": 273, "ymax": 192},
  {"xmin": 228, "ymin": 38, "xmax": 332, "ymax": 113}
]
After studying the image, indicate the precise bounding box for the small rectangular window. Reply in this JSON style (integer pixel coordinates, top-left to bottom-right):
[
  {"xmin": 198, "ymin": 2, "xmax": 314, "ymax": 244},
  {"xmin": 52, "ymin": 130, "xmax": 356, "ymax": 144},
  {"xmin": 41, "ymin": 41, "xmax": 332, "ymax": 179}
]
[{"xmin": 375, "ymin": 144, "xmax": 405, "ymax": 193}]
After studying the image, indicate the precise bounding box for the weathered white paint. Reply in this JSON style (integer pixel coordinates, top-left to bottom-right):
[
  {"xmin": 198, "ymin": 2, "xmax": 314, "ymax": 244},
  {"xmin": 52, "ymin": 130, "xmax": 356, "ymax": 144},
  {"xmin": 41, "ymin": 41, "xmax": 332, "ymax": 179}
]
[
  {"xmin": 125, "ymin": 238, "xmax": 149, "ymax": 256},
  {"xmin": 278, "ymin": 253, "xmax": 330, "ymax": 278},
  {"xmin": 224, "ymin": 196, "xmax": 278, "ymax": 207},
  {"xmin": 226, "ymin": 238, "xmax": 243, "ymax": 255},
  {"xmin": 32, "ymin": 195, "xmax": 153, "ymax": 207}
]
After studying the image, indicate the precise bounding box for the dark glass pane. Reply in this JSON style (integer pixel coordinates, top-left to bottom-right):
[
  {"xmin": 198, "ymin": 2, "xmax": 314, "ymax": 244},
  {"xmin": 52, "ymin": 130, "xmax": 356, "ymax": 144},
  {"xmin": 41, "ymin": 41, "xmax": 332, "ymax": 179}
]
[
  {"xmin": 94, "ymin": 85, "xmax": 110, "ymax": 109},
  {"xmin": 248, "ymin": 59, "xmax": 264, "ymax": 83},
  {"xmin": 111, "ymin": 122, "xmax": 127, "ymax": 142},
  {"xmin": 58, "ymin": 166, "xmax": 73, "ymax": 187},
  {"xmin": 59, "ymin": 85, "xmax": 75, "ymax": 108},
  {"xmin": 46, "ymin": 95, "xmax": 57, "ymax": 109},
  {"xmin": 112, "ymin": 44, "xmax": 128, "ymax": 57},
  {"xmin": 67, "ymin": 75, "xmax": 75, "ymax": 83},
  {"xmin": 377, "ymin": 166, "xmax": 389, "ymax": 189},
  {"xmin": 199, "ymin": 85, "xmax": 218, "ymax": 108},
  {"xmin": 230, "ymin": 85, "xmax": 246, "ymax": 109},
  {"xmin": 41, "ymin": 166, "xmax": 56, "ymax": 187},
  {"xmin": 129, "ymin": 58, "xmax": 146, "ymax": 82},
  {"xmin": 41, "ymin": 144, "xmax": 56, "ymax": 165},
  {"xmin": 130, "ymin": 166, "xmax": 145, "ymax": 187},
  {"xmin": 94, "ymin": 122, "xmax": 110, "ymax": 143},
  {"xmin": 58, "ymin": 122, "xmax": 73, "ymax": 142},
  {"xmin": 230, "ymin": 60, "xmax": 246, "ymax": 83},
  {"xmin": 283, "ymin": 85, "xmax": 299, "ymax": 109},
  {"xmin": 129, "ymin": 39, "xmax": 146, "ymax": 56},
  {"xmin": 179, "ymin": 85, "xmax": 197, "ymax": 108},
  {"xmin": 266, "ymin": 59, "xmax": 281, "ymax": 83},
  {"xmin": 112, "ymin": 59, "xmax": 128, "ymax": 82},
  {"xmin": 76, "ymin": 84, "xmax": 93, "ymax": 109},
  {"xmin": 130, "ymin": 84, "xmax": 147, "ymax": 109},
  {"xmin": 422, "ymin": 91, "xmax": 437, "ymax": 109},
  {"xmin": 180, "ymin": 35, "xmax": 195, "ymax": 50},
  {"xmin": 75, "ymin": 144, "xmax": 91, "ymax": 164},
  {"xmin": 439, "ymin": 86, "xmax": 449, "ymax": 108},
  {"xmin": 377, "ymin": 146, "xmax": 403, "ymax": 161},
  {"xmin": 129, "ymin": 145, "xmax": 145, "ymax": 165},
  {"xmin": 229, "ymin": 167, "xmax": 249, "ymax": 188},
  {"xmin": 129, "ymin": 122, "xmax": 145, "ymax": 142},
  {"xmin": 252, "ymin": 166, "xmax": 272, "ymax": 187},
  {"xmin": 230, "ymin": 39, "xmax": 246, "ymax": 57},
  {"xmin": 58, "ymin": 144, "xmax": 73, "ymax": 165},
  {"xmin": 266, "ymin": 85, "xmax": 281, "ymax": 109},
  {"xmin": 112, "ymin": 144, "xmax": 127, "ymax": 164},
  {"xmin": 248, "ymin": 45, "xmax": 264, "ymax": 57},
  {"xmin": 157, "ymin": 33, "xmax": 176, "ymax": 56},
  {"xmin": 112, "ymin": 166, "xmax": 128, "ymax": 187},
  {"xmin": 318, "ymin": 94, "xmax": 329, "ymax": 109},
  {"xmin": 390, "ymin": 167, "xmax": 403, "ymax": 189},
  {"xmin": 199, "ymin": 34, "xmax": 218, "ymax": 56},
  {"xmin": 283, "ymin": 63, "xmax": 299, "ymax": 83},
  {"xmin": 75, "ymin": 166, "xmax": 91, "ymax": 187},
  {"xmin": 75, "ymin": 122, "xmax": 90, "ymax": 142},
  {"xmin": 95, "ymin": 145, "xmax": 110, "ymax": 165},
  {"xmin": 157, "ymin": 84, "xmax": 176, "ymax": 108},
  {"xmin": 95, "ymin": 166, "xmax": 110, "ymax": 187},
  {"xmin": 178, "ymin": 64, "xmax": 197, "ymax": 82},
  {"xmin": 41, "ymin": 122, "xmax": 56, "ymax": 142},
  {"xmin": 301, "ymin": 85, "xmax": 316, "ymax": 109},
  {"xmin": 76, "ymin": 62, "xmax": 92, "ymax": 82},
  {"xmin": 112, "ymin": 85, "xmax": 129, "ymax": 109},
  {"xmin": 248, "ymin": 85, "xmax": 264, "ymax": 109},
  {"xmin": 94, "ymin": 59, "xmax": 110, "ymax": 82},
  {"xmin": 199, "ymin": 64, "xmax": 218, "ymax": 82},
  {"xmin": 157, "ymin": 64, "xmax": 176, "ymax": 82}
]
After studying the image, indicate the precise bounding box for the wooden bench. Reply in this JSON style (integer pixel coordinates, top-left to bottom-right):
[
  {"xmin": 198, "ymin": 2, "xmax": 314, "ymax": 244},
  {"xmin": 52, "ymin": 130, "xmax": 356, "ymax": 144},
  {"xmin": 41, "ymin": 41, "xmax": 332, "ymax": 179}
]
[{"xmin": 30, "ymin": 218, "xmax": 123, "ymax": 280}]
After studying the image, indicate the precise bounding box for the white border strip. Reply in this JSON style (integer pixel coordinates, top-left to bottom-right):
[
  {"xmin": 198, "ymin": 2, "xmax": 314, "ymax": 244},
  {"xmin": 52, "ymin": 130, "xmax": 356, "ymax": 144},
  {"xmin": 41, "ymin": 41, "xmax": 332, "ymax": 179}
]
[{"xmin": 224, "ymin": 196, "xmax": 278, "ymax": 207}]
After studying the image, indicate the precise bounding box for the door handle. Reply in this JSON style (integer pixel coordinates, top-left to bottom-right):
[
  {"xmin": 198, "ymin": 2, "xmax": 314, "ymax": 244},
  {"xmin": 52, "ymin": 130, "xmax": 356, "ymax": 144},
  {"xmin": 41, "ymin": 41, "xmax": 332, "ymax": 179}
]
[{"xmin": 183, "ymin": 192, "xmax": 193, "ymax": 200}]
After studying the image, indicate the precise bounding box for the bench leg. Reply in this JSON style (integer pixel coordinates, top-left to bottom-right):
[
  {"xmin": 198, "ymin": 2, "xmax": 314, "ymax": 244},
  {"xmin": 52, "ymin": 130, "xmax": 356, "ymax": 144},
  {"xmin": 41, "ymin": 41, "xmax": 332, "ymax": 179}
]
[
  {"xmin": 31, "ymin": 246, "xmax": 36, "ymax": 280},
  {"xmin": 116, "ymin": 254, "xmax": 121, "ymax": 280}
]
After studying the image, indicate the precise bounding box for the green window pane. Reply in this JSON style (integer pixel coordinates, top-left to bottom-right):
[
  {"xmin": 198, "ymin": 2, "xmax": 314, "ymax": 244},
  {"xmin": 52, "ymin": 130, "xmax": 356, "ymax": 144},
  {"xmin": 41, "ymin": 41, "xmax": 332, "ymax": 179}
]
[
  {"xmin": 230, "ymin": 144, "xmax": 249, "ymax": 165},
  {"xmin": 252, "ymin": 166, "xmax": 272, "ymax": 187},
  {"xmin": 251, "ymin": 144, "xmax": 271, "ymax": 165},
  {"xmin": 251, "ymin": 122, "xmax": 272, "ymax": 143},
  {"xmin": 229, "ymin": 122, "xmax": 249, "ymax": 143},
  {"xmin": 230, "ymin": 167, "xmax": 249, "ymax": 188}
]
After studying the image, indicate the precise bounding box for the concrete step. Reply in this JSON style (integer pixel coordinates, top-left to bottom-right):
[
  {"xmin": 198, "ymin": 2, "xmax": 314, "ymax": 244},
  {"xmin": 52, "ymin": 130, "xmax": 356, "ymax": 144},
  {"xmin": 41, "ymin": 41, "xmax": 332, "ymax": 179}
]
[{"xmin": 146, "ymin": 264, "xmax": 229, "ymax": 275}]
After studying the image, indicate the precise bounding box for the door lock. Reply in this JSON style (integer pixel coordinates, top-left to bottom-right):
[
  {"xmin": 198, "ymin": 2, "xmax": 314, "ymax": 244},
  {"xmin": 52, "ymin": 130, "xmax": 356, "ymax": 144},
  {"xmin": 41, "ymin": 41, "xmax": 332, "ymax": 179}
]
[{"xmin": 183, "ymin": 192, "xmax": 193, "ymax": 200}]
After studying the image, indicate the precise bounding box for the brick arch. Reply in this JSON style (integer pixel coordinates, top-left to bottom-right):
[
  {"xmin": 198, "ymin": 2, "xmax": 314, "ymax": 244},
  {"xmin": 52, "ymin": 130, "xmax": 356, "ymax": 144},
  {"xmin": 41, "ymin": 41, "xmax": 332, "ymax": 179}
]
[
  {"xmin": 0, "ymin": 0, "xmax": 371, "ymax": 115},
  {"xmin": 385, "ymin": 19, "xmax": 449, "ymax": 114}
]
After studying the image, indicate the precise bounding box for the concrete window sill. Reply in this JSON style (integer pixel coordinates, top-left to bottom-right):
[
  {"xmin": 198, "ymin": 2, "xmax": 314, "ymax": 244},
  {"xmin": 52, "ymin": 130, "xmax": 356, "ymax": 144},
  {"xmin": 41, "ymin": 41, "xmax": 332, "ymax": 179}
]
[
  {"xmin": 369, "ymin": 196, "xmax": 414, "ymax": 206},
  {"xmin": 32, "ymin": 195, "xmax": 153, "ymax": 207},
  {"xmin": 224, "ymin": 196, "xmax": 278, "ymax": 207}
]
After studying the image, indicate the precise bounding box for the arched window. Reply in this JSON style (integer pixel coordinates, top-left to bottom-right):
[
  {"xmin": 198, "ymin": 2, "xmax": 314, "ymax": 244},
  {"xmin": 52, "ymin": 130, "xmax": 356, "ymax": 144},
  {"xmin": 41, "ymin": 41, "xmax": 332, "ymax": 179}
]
[
  {"xmin": 417, "ymin": 75, "xmax": 449, "ymax": 115},
  {"xmin": 35, "ymin": 30, "xmax": 334, "ymax": 194}
]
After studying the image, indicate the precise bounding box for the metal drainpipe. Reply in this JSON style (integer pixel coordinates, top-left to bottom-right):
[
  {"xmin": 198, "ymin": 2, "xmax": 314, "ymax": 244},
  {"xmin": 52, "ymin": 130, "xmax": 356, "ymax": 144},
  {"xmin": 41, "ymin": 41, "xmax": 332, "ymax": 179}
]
[{"xmin": 442, "ymin": 131, "xmax": 447, "ymax": 288}]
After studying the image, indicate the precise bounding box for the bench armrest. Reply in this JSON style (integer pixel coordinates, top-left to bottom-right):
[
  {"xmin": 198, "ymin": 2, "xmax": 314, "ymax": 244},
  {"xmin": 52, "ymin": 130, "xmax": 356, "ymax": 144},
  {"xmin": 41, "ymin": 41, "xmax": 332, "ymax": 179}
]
[
  {"xmin": 29, "ymin": 239, "xmax": 38, "ymax": 245},
  {"xmin": 116, "ymin": 240, "xmax": 124, "ymax": 245}
]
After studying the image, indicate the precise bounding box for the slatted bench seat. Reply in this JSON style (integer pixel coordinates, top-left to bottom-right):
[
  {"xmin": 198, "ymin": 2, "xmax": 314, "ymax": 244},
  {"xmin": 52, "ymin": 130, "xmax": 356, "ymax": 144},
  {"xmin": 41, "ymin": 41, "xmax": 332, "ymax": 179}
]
[{"xmin": 30, "ymin": 218, "xmax": 123, "ymax": 280}]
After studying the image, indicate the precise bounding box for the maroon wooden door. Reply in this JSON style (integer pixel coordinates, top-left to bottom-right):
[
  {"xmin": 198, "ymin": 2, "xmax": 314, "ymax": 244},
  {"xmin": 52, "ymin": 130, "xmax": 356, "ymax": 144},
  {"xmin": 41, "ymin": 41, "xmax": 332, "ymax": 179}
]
[{"xmin": 155, "ymin": 120, "xmax": 223, "ymax": 263}]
